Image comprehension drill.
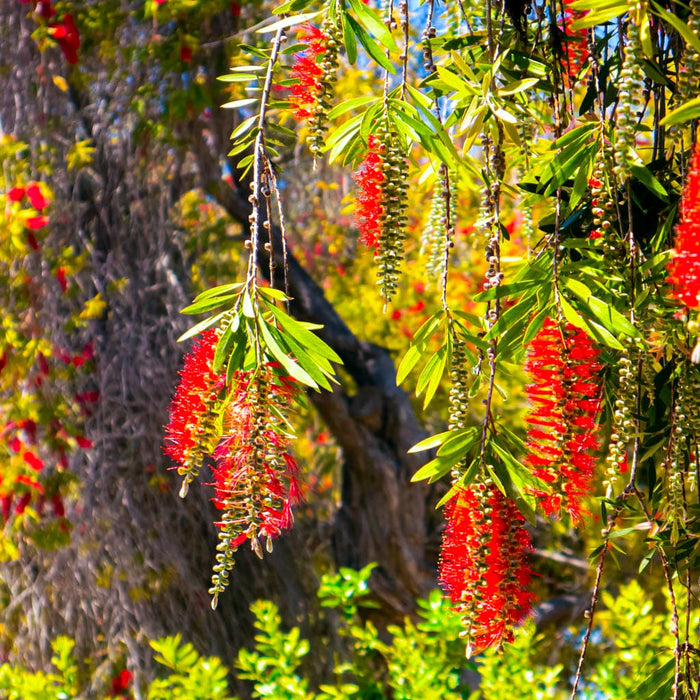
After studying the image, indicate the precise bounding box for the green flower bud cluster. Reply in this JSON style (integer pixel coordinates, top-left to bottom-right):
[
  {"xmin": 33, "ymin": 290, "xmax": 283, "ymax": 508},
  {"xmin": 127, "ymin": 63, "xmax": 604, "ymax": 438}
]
[
  {"xmin": 589, "ymin": 153, "xmax": 623, "ymax": 263},
  {"xmin": 448, "ymin": 334, "xmax": 471, "ymax": 432},
  {"xmin": 307, "ymin": 16, "xmax": 342, "ymax": 156},
  {"xmin": 613, "ymin": 15, "xmax": 645, "ymax": 181},
  {"xmin": 376, "ymin": 124, "xmax": 408, "ymax": 303},
  {"xmin": 421, "ymin": 173, "xmax": 456, "ymax": 283},
  {"xmin": 604, "ymin": 347, "xmax": 639, "ymax": 492}
]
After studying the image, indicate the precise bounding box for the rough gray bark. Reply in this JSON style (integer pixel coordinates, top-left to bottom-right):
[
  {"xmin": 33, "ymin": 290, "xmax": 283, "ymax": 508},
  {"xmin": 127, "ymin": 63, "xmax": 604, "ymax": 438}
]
[{"xmin": 0, "ymin": 2, "xmax": 438, "ymax": 691}]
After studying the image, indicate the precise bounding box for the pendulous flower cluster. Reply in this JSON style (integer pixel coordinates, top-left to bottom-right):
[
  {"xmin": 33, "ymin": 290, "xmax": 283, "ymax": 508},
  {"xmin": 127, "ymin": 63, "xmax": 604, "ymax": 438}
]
[
  {"xmin": 289, "ymin": 20, "xmax": 341, "ymax": 155},
  {"xmin": 439, "ymin": 480, "xmax": 535, "ymax": 656},
  {"xmin": 354, "ymin": 134, "xmax": 385, "ymax": 249},
  {"xmin": 523, "ymin": 318, "xmax": 602, "ymax": 523},
  {"xmin": 165, "ymin": 334, "xmax": 301, "ymax": 606},
  {"xmin": 209, "ymin": 366, "xmax": 301, "ymax": 606},
  {"xmin": 668, "ymin": 141, "xmax": 700, "ymax": 309},
  {"xmin": 353, "ymin": 125, "xmax": 408, "ymax": 303},
  {"xmin": 164, "ymin": 329, "xmax": 223, "ymax": 495}
]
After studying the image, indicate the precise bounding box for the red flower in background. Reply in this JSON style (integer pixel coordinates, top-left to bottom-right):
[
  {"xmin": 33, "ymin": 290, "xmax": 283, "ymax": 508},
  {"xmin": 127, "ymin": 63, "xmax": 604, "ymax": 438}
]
[
  {"xmin": 8, "ymin": 186, "xmax": 25, "ymax": 202},
  {"xmin": 26, "ymin": 215, "xmax": 49, "ymax": 230},
  {"xmin": 26, "ymin": 182, "xmax": 49, "ymax": 210},
  {"xmin": 353, "ymin": 135, "xmax": 385, "ymax": 249},
  {"xmin": 562, "ymin": 0, "xmax": 588, "ymax": 81},
  {"xmin": 48, "ymin": 13, "xmax": 80, "ymax": 64},
  {"xmin": 110, "ymin": 669, "xmax": 133, "ymax": 696},
  {"xmin": 180, "ymin": 43, "xmax": 192, "ymax": 63},
  {"xmin": 668, "ymin": 142, "xmax": 700, "ymax": 308},
  {"xmin": 289, "ymin": 24, "xmax": 328, "ymax": 120},
  {"xmin": 524, "ymin": 319, "xmax": 601, "ymax": 523},
  {"xmin": 439, "ymin": 483, "xmax": 535, "ymax": 655}
]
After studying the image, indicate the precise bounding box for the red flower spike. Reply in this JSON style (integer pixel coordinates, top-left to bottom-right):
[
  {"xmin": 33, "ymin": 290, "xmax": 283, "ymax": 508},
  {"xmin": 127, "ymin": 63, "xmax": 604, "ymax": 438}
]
[
  {"xmin": 353, "ymin": 135, "xmax": 385, "ymax": 249},
  {"xmin": 180, "ymin": 44, "xmax": 192, "ymax": 63},
  {"xmin": 48, "ymin": 13, "xmax": 80, "ymax": 64},
  {"xmin": 164, "ymin": 330, "xmax": 223, "ymax": 475},
  {"xmin": 23, "ymin": 451, "xmax": 44, "ymax": 472},
  {"xmin": 668, "ymin": 142, "xmax": 700, "ymax": 308},
  {"xmin": 8, "ymin": 186, "xmax": 25, "ymax": 202},
  {"xmin": 26, "ymin": 215, "xmax": 49, "ymax": 231},
  {"xmin": 523, "ymin": 319, "xmax": 602, "ymax": 523},
  {"xmin": 288, "ymin": 24, "xmax": 328, "ymax": 121},
  {"xmin": 562, "ymin": 0, "xmax": 588, "ymax": 82},
  {"xmin": 439, "ymin": 484, "xmax": 535, "ymax": 655},
  {"xmin": 26, "ymin": 182, "xmax": 49, "ymax": 210}
]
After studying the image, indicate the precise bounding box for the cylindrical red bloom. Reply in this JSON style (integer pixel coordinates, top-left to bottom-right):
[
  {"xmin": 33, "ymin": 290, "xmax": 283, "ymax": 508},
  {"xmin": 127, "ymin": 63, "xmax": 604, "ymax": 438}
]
[
  {"xmin": 353, "ymin": 135, "xmax": 384, "ymax": 249},
  {"xmin": 164, "ymin": 330, "xmax": 222, "ymax": 474},
  {"xmin": 48, "ymin": 13, "xmax": 80, "ymax": 64},
  {"xmin": 524, "ymin": 319, "xmax": 602, "ymax": 523},
  {"xmin": 289, "ymin": 24, "xmax": 328, "ymax": 121},
  {"xmin": 668, "ymin": 142, "xmax": 700, "ymax": 308},
  {"xmin": 439, "ymin": 483, "xmax": 535, "ymax": 655}
]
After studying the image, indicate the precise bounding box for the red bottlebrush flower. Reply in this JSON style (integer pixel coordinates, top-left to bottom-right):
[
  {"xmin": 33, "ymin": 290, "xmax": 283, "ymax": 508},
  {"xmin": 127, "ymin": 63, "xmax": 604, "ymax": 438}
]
[
  {"xmin": 8, "ymin": 186, "xmax": 25, "ymax": 202},
  {"xmin": 15, "ymin": 493, "xmax": 32, "ymax": 515},
  {"xmin": 1, "ymin": 495, "xmax": 13, "ymax": 522},
  {"xmin": 668, "ymin": 142, "xmax": 700, "ymax": 308},
  {"xmin": 51, "ymin": 494, "xmax": 65, "ymax": 518},
  {"xmin": 180, "ymin": 43, "xmax": 192, "ymax": 63},
  {"xmin": 231, "ymin": 1, "xmax": 241, "ymax": 16},
  {"xmin": 9, "ymin": 437, "xmax": 22, "ymax": 454},
  {"xmin": 110, "ymin": 669, "xmax": 132, "ymax": 695},
  {"xmin": 26, "ymin": 182, "xmax": 49, "ymax": 210},
  {"xmin": 523, "ymin": 318, "xmax": 602, "ymax": 523},
  {"xmin": 37, "ymin": 352, "xmax": 50, "ymax": 376},
  {"xmin": 561, "ymin": 0, "xmax": 588, "ymax": 82},
  {"xmin": 164, "ymin": 330, "xmax": 223, "ymax": 476},
  {"xmin": 48, "ymin": 13, "xmax": 80, "ymax": 64},
  {"xmin": 26, "ymin": 215, "xmax": 49, "ymax": 230},
  {"xmin": 76, "ymin": 436, "xmax": 93, "ymax": 449},
  {"xmin": 23, "ymin": 451, "xmax": 44, "ymax": 472},
  {"xmin": 208, "ymin": 366, "xmax": 302, "ymax": 602},
  {"xmin": 288, "ymin": 24, "xmax": 328, "ymax": 121},
  {"xmin": 353, "ymin": 135, "xmax": 385, "ymax": 249},
  {"xmin": 439, "ymin": 483, "xmax": 535, "ymax": 655},
  {"xmin": 56, "ymin": 266, "xmax": 67, "ymax": 292},
  {"xmin": 16, "ymin": 474, "xmax": 44, "ymax": 493}
]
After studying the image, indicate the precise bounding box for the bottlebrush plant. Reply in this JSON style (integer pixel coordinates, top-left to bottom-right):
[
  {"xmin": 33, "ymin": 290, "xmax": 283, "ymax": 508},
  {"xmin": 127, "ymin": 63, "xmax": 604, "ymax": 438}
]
[{"xmin": 194, "ymin": 0, "xmax": 700, "ymax": 686}]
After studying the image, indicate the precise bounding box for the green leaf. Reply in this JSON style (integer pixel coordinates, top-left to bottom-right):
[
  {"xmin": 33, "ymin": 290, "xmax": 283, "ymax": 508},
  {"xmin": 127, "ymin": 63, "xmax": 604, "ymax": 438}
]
[
  {"xmin": 416, "ymin": 345, "xmax": 448, "ymax": 408},
  {"xmin": 652, "ymin": 2, "xmax": 700, "ymax": 55},
  {"xmin": 177, "ymin": 311, "xmax": 227, "ymax": 343},
  {"xmin": 258, "ymin": 318, "xmax": 320, "ymax": 389},
  {"xmin": 221, "ymin": 97, "xmax": 259, "ymax": 110},
  {"xmin": 327, "ymin": 96, "xmax": 377, "ymax": 121},
  {"xmin": 661, "ymin": 95, "xmax": 700, "ymax": 126},
  {"xmin": 214, "ymin": 318, "xmax": 239, "ymax": 373},
  {"xmin": 181, "ymin": 295, "xmax": 237, "ymax": 315},
  {"xmin": 411, "ymin": 450, "xmax": 465, "ymax": 484},
  {"xmin": 345, "ymin": 15, "xmax": 396, "ymax": 73},
  {"xmin": 255, "ymin": 11, "xmax": 323, "ymax": 34},
  {"xmin": 408, "ymin": 430, "xmax": 455, "ymax": 454},
  {"xmin": 436, "ymin": 427, "xmax": 481, "ymax": 457},
  {"xmin": 347, "ymin": 0, "xmax": 398, "ymax": 52},
  {"xmin": 267, "ymin": 304, "xmax": 342, "ymax": 363},
  {"xmin": 629, "ymin": 658, "xmax": 675, "ymax": 699},
  {"xmin": 630, "ymin": 163, "xmax": 668, "ymax": 201},
  {"xmin": 342, "ymin": 10, "xmax": 358, "ymax": 64}
]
